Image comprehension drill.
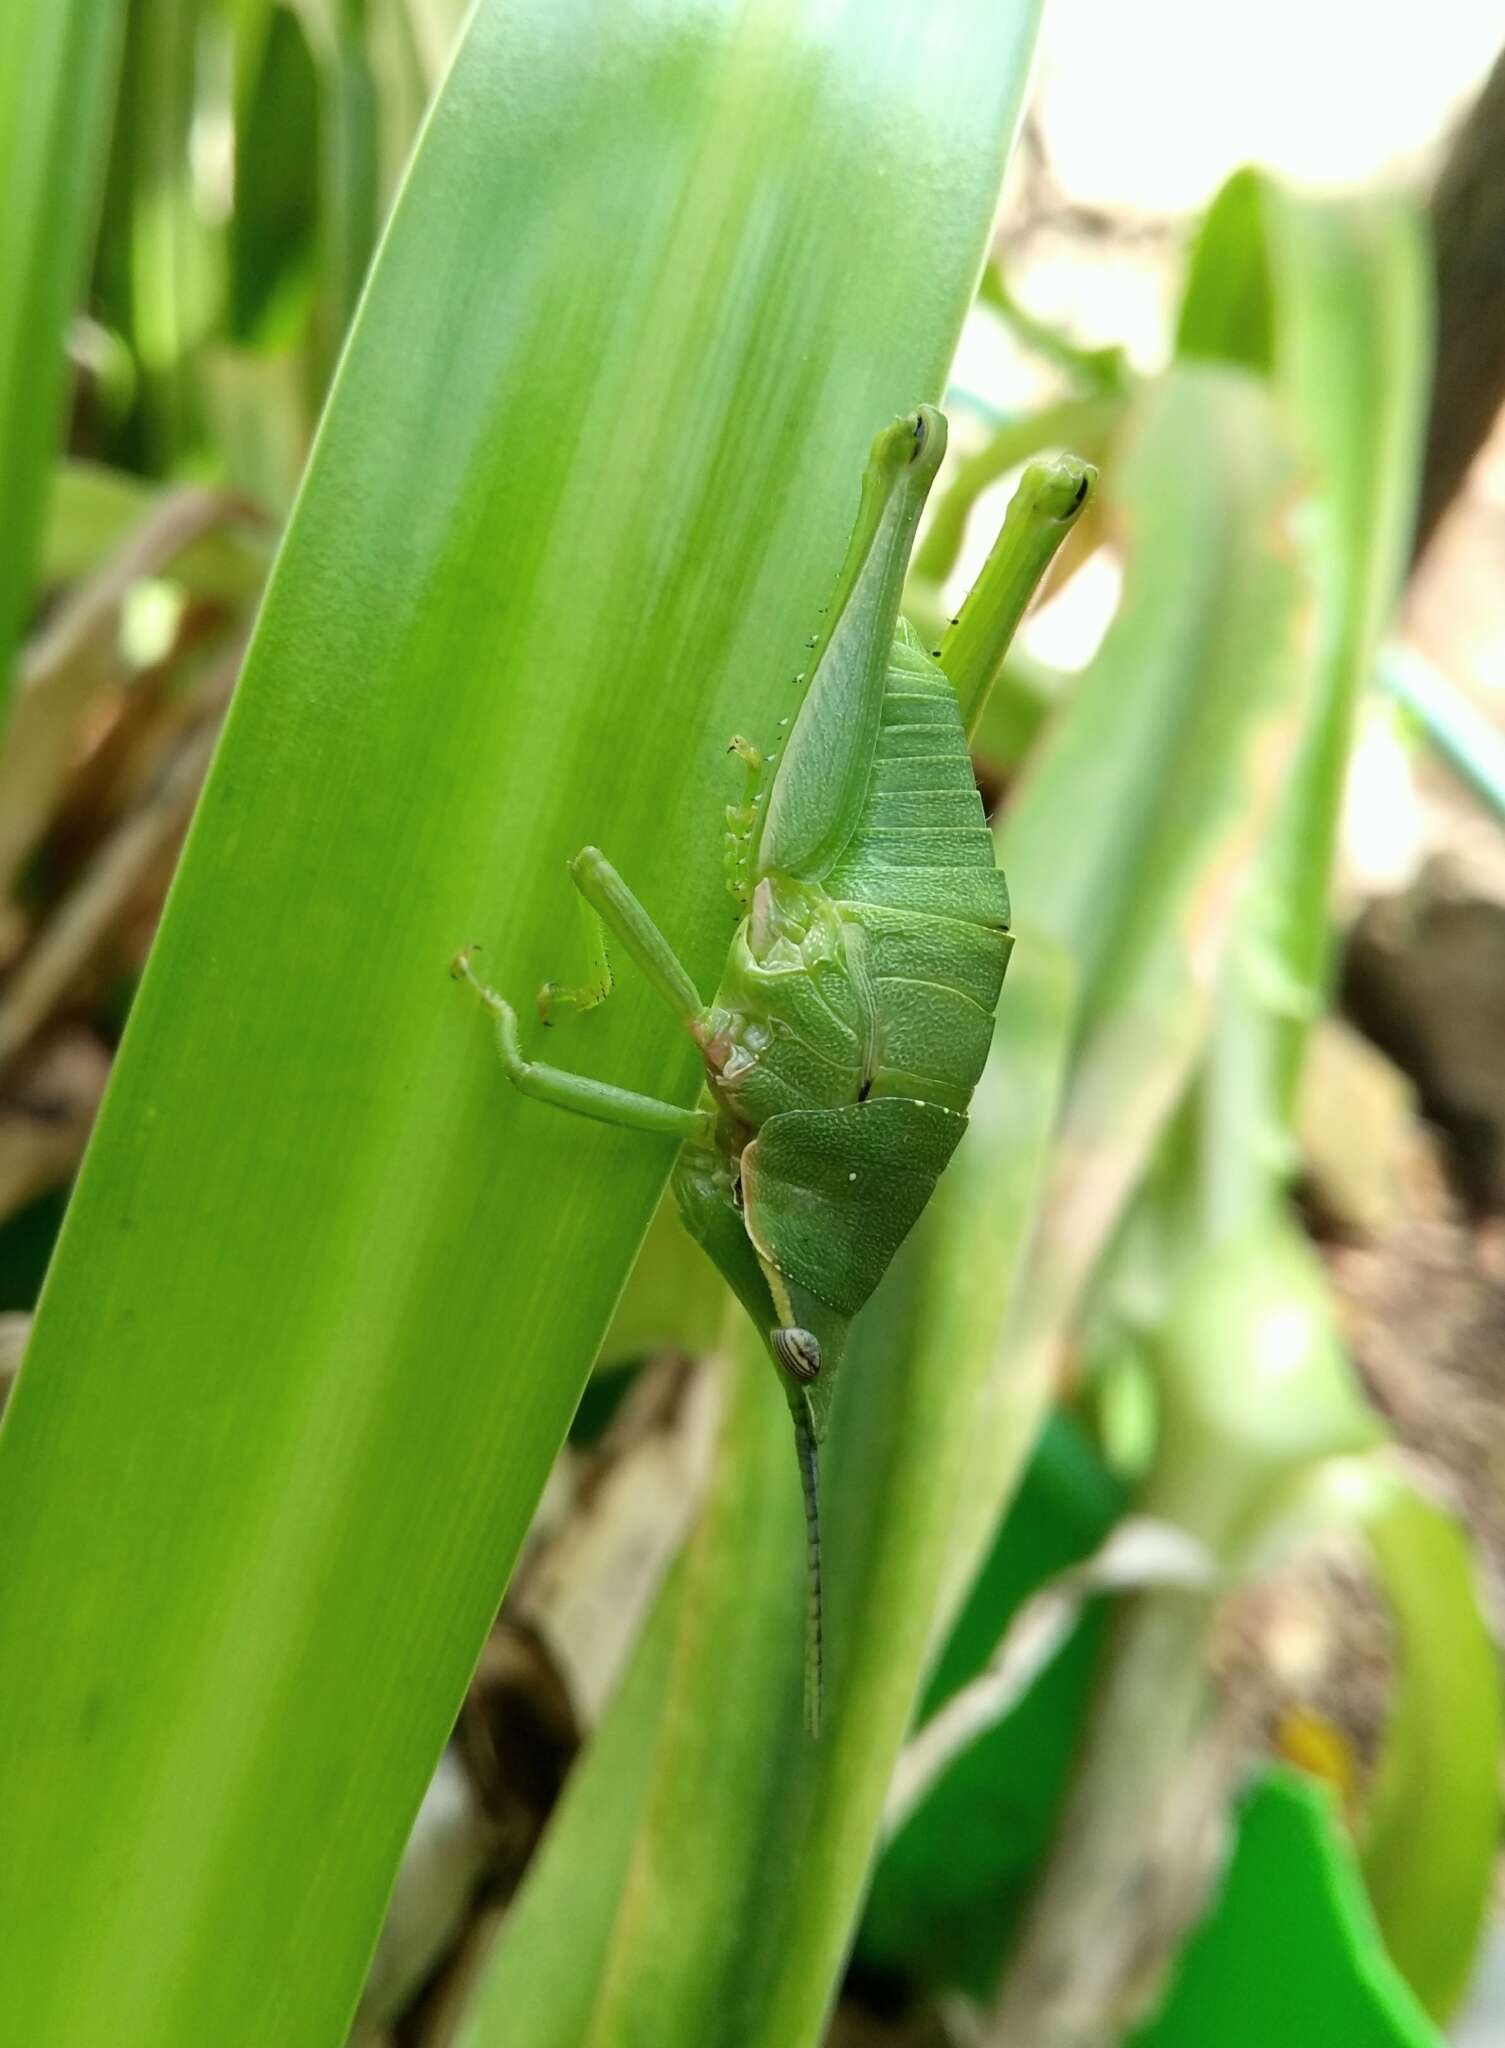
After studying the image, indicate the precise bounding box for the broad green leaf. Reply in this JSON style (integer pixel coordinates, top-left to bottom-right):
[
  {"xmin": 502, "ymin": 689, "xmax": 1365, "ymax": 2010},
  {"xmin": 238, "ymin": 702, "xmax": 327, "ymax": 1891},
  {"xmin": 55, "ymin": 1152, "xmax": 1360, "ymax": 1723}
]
[
  {"xmin": 0, "ymin": 2, "xmax": 124, "ymax": 713},
  {"xmin": 1132, "ymin": 1772, "xmax": 1439, "ymax": 2048},
  {"xmin": 462, "ymin": 932, "xmax": 1072, "ymax": 2048},
  {"xmin": 0, "ymin": 4, "xmax": 1046, "ymax": 2044},
  {"xmin": 595, "ymin": 1187, "xmax": 724, "ymax": 1368}
]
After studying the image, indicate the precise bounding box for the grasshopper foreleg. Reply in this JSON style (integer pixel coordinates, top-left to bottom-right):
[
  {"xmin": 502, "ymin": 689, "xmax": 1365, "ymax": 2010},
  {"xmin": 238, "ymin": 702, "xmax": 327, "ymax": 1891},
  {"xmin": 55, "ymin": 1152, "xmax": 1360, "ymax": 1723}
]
[
  {"xmin": 537, "ymin": 892, "xmax": 614, "ymax": 1023},
  {"xmin": 564, "ymin": 846, "xmax": 705, "ymax": 1029}
]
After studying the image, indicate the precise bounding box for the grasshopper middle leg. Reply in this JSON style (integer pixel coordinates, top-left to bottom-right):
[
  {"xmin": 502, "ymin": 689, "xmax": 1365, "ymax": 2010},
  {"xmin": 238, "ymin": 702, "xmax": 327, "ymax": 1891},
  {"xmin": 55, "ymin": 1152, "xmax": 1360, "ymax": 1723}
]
[{"xmin": 453, "ymin": 950, "xmax": 712, "ymax": 1142}]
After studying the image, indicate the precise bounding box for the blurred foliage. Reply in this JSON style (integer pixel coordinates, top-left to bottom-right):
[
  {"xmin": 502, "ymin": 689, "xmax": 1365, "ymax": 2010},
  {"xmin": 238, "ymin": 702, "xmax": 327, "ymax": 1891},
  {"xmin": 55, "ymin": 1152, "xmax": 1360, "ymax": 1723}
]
[
  {"xmin": 845, "ymin": 163, "xmax": 1498, "ymax": 2048},
  {"xmin": 0, "ymin": 5, "xmax": 124, "ymax": 712},
  {"xmin": 0, "ymin": 6, "xmax": 1497, "ymax": 2048},
  {"xmin": 856, "ymin": 1413, "xmax": 1125, "ymax": 1996}
]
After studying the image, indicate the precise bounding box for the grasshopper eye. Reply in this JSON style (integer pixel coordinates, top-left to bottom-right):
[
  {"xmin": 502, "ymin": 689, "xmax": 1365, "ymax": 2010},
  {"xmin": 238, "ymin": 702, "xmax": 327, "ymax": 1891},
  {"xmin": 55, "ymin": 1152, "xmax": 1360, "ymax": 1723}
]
[{"xmin": 773, "ymin": 1327, "xmax": 821, "ymax": 1382}]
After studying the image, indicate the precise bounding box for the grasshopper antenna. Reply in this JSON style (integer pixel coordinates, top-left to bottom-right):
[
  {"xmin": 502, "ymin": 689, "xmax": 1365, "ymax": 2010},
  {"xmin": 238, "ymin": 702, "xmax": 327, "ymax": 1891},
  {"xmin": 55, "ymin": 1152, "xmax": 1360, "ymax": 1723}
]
[
  {"xmin": 793, "ymin": 1406, "xmax": 823, "ymax": 1739},
  {"xmin": 773, "ymin": 1329, "xmax": 826, "ymax": 1738}
]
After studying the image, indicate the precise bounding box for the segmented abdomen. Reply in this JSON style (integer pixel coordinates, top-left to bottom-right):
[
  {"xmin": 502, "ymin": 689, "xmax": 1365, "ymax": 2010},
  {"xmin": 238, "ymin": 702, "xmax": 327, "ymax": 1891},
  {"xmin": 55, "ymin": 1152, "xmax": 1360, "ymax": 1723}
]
[
  {"xmin": 703, "ymin": 622, "xmax": 1010, "ymax": 1130},
  {"xmin": 823, "ymin": 621, "xmax": 1012, "ymax": 1110}
]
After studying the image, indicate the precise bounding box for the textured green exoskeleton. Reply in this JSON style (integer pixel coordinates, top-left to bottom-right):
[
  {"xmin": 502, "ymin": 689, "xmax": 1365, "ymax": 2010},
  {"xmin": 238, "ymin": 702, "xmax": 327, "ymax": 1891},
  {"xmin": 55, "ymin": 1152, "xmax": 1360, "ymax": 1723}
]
[{"xmin": 456, "ymin": 409, "xmax": 1092, "ymax": 1734}]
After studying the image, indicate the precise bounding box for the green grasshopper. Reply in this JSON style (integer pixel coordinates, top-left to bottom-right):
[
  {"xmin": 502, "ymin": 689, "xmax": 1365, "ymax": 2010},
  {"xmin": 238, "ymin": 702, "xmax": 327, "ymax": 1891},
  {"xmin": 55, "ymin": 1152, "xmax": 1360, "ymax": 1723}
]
[{"xmin": 456, "ymin": 407, "xmax": 1091, "ymax": 1734}]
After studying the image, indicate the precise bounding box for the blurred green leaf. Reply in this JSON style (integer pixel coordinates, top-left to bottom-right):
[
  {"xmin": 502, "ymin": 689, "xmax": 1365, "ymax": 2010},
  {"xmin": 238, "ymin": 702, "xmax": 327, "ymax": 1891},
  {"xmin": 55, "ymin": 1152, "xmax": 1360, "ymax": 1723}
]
[
  {"xmin": 912, "ymin": 389, "xmax": 1123, "ymax": 593},
  {"xmin": 1176, "ymin": 171, "xmax": 1275, "ymax": 376},
  {"xmin": 1106, "ymin": 177, "xmax": 1452, "ymax": 2030},
  {"xmin": 106, "ymin": 0, "xmax": 216, "ymax": 470},
  {"xmin": 0, "ymin": 2, "xmax": 124, "ymax": 713},
  {"xmin": 365, "ymin": 0, "xmax": 437, "ymax": 193},
  {"xmin": 1181, "ymin": 172, "xmax": 1429, "ymax": 1197},
  {"xmin": 953, "ymin": 366, "xmax": 1320, "ymax": 1576},
  {"xmin": 228, "ymin": 3, "xmax": 321, "ymax": 348},
  {"xmin": 979, "ymin": 263, "xmax": 1130, "ymax": 397},
  {"xmin": 1002, "ymin": 366, "xmax": 1314, "ymax": 1052},
  {"xmin": 0, "ymin": 4, "xmax": 1048, "ymax": 2043},
  {"xmin": 927, "ymin": 1409, "xmax": 1124, "ymax": 1707},
  {"xmin": 1339, "ymin": 1465, "xmax": 1502, "ymax": 2020},
  {"xmin": 301, "ymin": 0, "xmax": 383, "ymax": 382},
  {"xmin": 1132, "ymin": 1772, "xmax": 1439, "ymax": 2048},
  {"xmin": 39, "ymin": 458, "xmax": 271, "ymax": 601},
  {"xmin": 595, "ymin": 1187, "xmax": 724, "ymax": 1368}
]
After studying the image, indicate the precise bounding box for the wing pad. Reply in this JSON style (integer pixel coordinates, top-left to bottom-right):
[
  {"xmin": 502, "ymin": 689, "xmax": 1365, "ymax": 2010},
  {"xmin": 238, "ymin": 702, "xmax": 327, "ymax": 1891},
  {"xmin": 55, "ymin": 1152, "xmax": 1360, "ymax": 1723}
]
[{"xmin": 740, "ymin": 1096, "xmax": 967, "ymax": 1318}]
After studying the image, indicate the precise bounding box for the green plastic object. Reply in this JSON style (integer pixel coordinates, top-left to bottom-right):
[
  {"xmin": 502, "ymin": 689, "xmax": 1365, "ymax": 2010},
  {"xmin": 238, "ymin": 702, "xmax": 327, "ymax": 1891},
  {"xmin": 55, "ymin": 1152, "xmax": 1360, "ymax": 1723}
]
[{"xmin": 1132, "ymin": 1771, "xmax": 1440, "ymax": 2048}]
